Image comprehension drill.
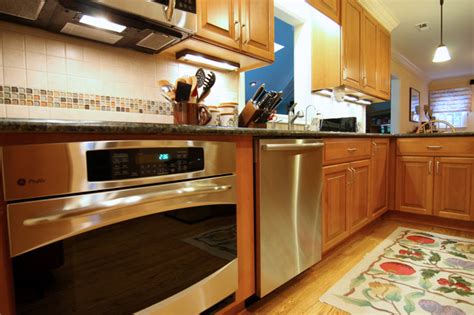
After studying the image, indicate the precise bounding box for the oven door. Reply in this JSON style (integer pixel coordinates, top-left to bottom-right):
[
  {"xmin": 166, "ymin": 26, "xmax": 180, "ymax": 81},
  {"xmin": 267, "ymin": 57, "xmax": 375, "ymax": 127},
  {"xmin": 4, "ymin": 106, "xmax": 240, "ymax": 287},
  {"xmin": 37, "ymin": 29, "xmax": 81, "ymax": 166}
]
[{"xmin": 8, "ymin": 175, "xmax": 237, "ymax": 315}]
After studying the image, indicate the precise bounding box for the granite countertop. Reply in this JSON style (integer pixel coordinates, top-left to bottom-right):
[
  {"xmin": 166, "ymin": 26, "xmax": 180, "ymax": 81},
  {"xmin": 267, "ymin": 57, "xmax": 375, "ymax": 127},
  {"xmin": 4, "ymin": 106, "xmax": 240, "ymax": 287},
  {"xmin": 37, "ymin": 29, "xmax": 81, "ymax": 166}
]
[{"xmin": 0, "ymin": 118, "xmax": 473, "ymax": 138}]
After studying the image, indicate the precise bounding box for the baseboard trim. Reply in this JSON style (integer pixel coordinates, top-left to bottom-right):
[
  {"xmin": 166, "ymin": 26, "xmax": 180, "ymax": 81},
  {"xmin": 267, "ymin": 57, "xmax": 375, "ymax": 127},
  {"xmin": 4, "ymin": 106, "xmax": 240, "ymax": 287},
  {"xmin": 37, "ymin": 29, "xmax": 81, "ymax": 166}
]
[{"xmin": 384, "ymin": 210, "xmax": 474, "ymax": 233}]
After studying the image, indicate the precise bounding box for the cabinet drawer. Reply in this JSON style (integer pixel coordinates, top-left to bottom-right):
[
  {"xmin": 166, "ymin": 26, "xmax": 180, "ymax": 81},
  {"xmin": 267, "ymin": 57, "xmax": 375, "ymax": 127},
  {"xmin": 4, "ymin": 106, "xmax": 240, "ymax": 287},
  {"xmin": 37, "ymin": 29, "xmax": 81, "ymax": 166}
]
[
  {"xmin": 323, "ymin": 139, "xmax": 371, "ymax": 165},
  {"xmin": 397, "ymin": 138, "xmax": 474, "ymax": 157}
]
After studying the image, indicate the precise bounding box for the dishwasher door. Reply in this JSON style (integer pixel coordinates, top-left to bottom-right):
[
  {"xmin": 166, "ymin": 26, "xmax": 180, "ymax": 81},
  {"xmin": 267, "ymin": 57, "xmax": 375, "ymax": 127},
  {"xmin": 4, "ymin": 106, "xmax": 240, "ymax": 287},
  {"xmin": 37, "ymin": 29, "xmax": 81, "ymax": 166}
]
[{"xmin": 256, "ymin": 139, "xmax": 324, "ymax": 297}]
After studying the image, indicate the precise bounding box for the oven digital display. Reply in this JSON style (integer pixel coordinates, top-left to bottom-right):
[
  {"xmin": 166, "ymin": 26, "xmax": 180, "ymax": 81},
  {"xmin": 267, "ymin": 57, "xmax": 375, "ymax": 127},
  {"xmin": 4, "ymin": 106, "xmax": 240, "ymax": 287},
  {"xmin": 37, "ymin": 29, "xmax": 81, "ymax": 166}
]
[{"xmin": 87, "ymin": 147, "xmax": 204, "ymax": 181}]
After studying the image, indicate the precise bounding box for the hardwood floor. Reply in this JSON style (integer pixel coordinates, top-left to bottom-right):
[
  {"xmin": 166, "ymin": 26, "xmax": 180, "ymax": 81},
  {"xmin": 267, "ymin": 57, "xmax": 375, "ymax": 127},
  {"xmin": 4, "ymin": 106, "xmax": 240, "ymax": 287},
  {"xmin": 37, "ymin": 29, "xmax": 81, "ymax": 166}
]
[{"xmin": 241, "ymin": 215, "xmax": 474, "ymax": 314}]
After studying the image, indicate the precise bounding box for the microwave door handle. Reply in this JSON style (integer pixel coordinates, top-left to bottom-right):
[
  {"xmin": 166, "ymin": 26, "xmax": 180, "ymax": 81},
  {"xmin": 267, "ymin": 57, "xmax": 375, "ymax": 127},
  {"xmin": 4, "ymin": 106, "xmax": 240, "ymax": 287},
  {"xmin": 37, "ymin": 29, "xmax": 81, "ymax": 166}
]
[
  {"xmin": 163, "ymin": 0, "xmax": 176, "ymax": 22},
  {"xmin": 23, "ymin": 184, "xmax": 232, "ymax": 226}
]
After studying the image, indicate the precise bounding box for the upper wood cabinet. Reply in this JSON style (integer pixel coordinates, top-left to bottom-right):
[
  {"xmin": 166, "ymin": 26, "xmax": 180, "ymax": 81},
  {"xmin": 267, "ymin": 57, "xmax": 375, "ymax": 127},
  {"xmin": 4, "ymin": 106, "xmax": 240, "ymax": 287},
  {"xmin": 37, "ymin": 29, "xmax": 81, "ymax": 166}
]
[
  {"xmin": 376, "ymin": 26, "xmax": 391, "ymax": 98},
  {"xmin": 361, "ymin": 11, "xmax": 378, "ymax": 95},
  {"xmin": 306, "ymin": 0, "xmax": 341, "ymax": 24},
  {"xmin": 196, "ymin": 0, "xmax": 241, "ymax": 50},
  {"xmin": 241, "ymin": 0, "xmax": 275, "ymax": 61},
  {"xmin": 196, "ymin": 0, "xmax": 274, "ymax": 62},
  {"xmin": 341, "ymin": 0, "xmax": 362, "ymax": 89},
  {"xmin": 369, "ymin": 139, "xmax": 389, "ymax": 218},
  {"xmin": 311, "ymin": 0, "xmax": 391, "ymax": 101}
]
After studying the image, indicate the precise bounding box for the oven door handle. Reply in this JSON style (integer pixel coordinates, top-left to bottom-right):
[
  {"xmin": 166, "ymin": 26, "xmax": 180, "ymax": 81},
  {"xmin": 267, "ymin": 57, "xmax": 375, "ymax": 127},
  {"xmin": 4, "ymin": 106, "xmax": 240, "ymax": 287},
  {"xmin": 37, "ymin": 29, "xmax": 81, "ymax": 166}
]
[{"xmin": 23, "ymin": 184, "xmax": 232, "ymax": 226}]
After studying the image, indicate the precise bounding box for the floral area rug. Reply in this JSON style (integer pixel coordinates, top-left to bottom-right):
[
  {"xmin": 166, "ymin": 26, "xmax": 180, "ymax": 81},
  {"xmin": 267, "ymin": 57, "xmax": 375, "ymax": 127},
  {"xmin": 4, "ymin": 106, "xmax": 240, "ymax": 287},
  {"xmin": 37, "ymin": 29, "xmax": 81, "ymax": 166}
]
[{"xmin": 320, "ymin": 227, "xmax": 474, "ymax": 315}]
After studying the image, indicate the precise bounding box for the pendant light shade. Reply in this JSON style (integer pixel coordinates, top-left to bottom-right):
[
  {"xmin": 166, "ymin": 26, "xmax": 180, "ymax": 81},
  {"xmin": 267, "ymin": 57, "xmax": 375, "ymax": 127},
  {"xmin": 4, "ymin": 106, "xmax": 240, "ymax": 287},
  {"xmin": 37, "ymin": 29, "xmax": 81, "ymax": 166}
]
[
  {"xmin": 433, "ymin": 45, "xmax": 451, "ymax": 63},
  {"xmin": 432, "ymin": 0, "xmax": 451, "ymax": 63}
]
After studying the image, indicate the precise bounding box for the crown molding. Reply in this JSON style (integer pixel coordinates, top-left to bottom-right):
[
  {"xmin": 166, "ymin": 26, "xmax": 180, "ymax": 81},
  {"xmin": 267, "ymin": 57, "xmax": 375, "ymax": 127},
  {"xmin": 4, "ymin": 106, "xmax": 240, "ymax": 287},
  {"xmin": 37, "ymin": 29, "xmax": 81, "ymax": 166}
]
[
  {"xmin": 359, "ymin": 0, "xmax": 400, "ymax": 32},
  {"xmin": 392, "ymin": 50, "xmax": 430, "ymax": 81}
]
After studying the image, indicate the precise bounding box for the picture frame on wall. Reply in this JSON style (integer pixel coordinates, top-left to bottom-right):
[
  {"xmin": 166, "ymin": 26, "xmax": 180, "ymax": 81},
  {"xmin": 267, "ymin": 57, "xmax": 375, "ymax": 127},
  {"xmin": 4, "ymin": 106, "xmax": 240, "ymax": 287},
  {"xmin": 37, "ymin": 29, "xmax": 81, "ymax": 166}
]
[{"xmin": 409, "ymin": 88, "xmax": 420, "ymax": 122}]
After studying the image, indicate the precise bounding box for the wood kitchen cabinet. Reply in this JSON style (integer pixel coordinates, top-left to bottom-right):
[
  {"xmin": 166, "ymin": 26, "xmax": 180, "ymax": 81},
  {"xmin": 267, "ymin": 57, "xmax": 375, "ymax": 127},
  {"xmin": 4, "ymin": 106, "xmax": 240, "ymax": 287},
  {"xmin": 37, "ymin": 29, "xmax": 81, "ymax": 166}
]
[
  {"xmin": 396, "ymin": 156, "xmax": 434, "ymax": 216},
  {"xmin": 396, "ymin": 138, "xmax": 474, "ymax": 222},
  {"xmin": 311, "ymin": 0, "xmax": 391, "ymax": 101},
  {"xmin": 196, "ymin": 0, "xmax": 241, "ymax": 50},
  {"xmin": 376, "ymin": 26, "xmax": 391, "ymax": 98},
  {"xmin": 240, "ymin": 0, "xmax": 274, "ymax": 61},
  {"xmin": 361, "ymin": 11, "xmax": 378, "ymax": 95},
  {"xmin": 195, "ymin": 0, "xmax": 274, "ymax": 62},
  {"xmin": 306, "ymin": 0, "xmax": 341, "ymax": 24},
  {"xmin": 369, "ymin": 139, "xmax": 389, "ymax": 218},
  {"xmin": 347, "ymin": 159, "xmax": 370, "ymax": 233},
  {"xmin": 323, "ymin": 163, "xmax": 350, "ymax": 252},
  {"xmin": 433, "ymin": 158, "xmax": 474, "ymax": 221},
  {"xmin": 341, "ymin": 0, "xmax": 362, "ymax": 89}
]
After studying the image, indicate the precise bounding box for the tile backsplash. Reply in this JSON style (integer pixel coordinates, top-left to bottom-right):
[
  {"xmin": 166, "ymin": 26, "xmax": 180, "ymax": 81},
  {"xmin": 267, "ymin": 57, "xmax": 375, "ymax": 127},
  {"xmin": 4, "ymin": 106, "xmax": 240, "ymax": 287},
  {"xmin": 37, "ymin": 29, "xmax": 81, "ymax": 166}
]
[{"xmin": 0, "ymin": 21, "xmax": 239, "ymax": 122}]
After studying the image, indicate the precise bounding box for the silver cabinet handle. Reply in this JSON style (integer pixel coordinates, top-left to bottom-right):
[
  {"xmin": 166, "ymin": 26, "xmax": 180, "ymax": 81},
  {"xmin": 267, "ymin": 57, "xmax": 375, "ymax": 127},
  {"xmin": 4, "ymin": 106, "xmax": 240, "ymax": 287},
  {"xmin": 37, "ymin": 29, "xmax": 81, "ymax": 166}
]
[
  {"xmin": 234, "ymin": 21, "xmax": 240, "ymax": 42},
  {"xmin": 372, "ymin": 141, "xmax": 377, "ymax": 155},
  {"xmin": 427, "ymin": 145, "xmax": 443, "ymax": 150},
  {"xmin": 347, "ymin": 167, "xmax": 355, "ymax": 185},
  {"xmin": 347, "ymin": 147, "xmax": 357, "ymax": 152},
  {"xmin": 242, "ymin": 24, "xmax": 248, "ymax": 44},
  {"xmin": 163, "ymin": 0, "xmax": 176, "ymax": 22},
  {"xmin": 428, "ymin": 160, "xmax": 433, "ymax": 175},
  {"xmin": 436, "ymin": 160, "xmax": 440, "ymax": 175},
  {"xmin": 262, "ymin": 143, "xmax": 324, "ymax": 151},
  {"xmin": 23, "ymin": 184, "xmax": 232, "ymax": 226}
]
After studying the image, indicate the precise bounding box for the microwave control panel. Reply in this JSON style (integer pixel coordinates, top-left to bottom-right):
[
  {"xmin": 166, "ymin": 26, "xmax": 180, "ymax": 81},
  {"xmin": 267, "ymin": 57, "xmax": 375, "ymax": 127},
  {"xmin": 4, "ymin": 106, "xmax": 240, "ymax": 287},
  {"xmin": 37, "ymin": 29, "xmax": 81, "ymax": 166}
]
[
  {"xmin": 152, "ymin": 0, "xmax": 196, "ymax": 13},
  {"xmin": 87, "ymin": 147, "xmax": 204, "ymax": 181}
]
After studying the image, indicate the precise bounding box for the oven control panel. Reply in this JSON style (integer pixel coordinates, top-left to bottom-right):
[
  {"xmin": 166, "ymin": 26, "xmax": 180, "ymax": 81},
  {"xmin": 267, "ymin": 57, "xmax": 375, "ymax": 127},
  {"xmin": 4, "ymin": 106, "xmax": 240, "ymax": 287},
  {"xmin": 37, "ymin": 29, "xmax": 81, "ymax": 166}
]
[{"xmin": 87, "ymin": 147, "xmax": 204, "ymax": 181}]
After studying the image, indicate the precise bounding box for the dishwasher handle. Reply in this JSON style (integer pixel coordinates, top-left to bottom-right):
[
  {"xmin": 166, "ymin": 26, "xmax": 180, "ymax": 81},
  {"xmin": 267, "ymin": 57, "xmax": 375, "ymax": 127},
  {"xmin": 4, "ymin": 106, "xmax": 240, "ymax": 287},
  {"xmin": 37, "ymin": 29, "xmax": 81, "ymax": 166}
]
[{"xmin": 262, "ymin": 143, "xmax": 324, "ymax": 152}]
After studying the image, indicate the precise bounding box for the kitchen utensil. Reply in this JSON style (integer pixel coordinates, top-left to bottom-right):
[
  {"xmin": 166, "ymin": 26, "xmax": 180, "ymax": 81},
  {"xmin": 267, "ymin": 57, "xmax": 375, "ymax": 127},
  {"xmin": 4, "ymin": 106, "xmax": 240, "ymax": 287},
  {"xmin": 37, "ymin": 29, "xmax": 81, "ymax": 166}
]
[
  {"xmin": 173, "ymin": 102, "xmax": 212, "ymax": 125},
  {"xmin": 158, "ymin": 80, "xmax": 176, "ymax": 102},
  {"xmin": 175, "ymin": 81, "xmax": 192, "ymax": 102},
  {"xmin": 250, "ymin": 84, "xmax": 265, "ymax": 105},
  {"xmin": 197, "ymin": 71, "xmax": 216, "ymax": 103},
  {"xmin": 195, "ymin": 68, "xmax": 206, "ymax": 88}
]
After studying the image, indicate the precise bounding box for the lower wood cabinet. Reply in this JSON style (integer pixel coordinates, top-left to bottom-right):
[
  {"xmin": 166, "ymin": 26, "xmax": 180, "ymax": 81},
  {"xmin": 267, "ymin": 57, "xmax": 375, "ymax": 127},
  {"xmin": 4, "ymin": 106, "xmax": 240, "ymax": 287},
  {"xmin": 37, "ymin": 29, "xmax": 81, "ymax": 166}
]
[
  {"xmin": 433, "ymin": 157, "xmax": 474, "ymax": 221},
  {"xmin": 369, "ymin": 139, "xmax": 389, "ymax": 218},
  {"xmin": 396, "ymin": 156, "xmax": 434, "ymax": 215},
  {"xmin": 396, "ymin": 156, "xmax": 474, "ymax": 221},
  {"xmin": 322, "ymin": 159, "xmax": 370, "ymax": 252}
]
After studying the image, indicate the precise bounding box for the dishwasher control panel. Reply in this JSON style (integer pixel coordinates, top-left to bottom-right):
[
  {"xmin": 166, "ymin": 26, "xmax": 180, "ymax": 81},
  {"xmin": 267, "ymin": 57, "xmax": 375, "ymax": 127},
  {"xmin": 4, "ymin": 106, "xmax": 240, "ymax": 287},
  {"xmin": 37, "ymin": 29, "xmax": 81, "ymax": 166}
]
[{"xmin": 87, "ymin": 147, "xmax": 204, "ymax": 181}]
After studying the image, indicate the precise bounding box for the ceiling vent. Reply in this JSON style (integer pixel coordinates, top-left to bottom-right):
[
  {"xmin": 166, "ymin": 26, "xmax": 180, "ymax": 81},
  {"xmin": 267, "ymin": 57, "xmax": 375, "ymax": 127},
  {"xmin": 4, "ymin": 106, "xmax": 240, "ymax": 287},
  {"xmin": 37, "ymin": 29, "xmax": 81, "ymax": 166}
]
[{"xmin": 415, "ymin": 22, "xmax": 431, "ymax": 32}]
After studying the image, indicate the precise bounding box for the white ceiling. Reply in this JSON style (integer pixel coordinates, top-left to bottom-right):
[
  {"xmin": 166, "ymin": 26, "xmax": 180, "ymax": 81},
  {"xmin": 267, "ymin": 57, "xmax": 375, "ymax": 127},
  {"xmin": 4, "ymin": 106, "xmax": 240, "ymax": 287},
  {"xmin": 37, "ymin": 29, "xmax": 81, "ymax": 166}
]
[{"xmin": 380, "ymin": 0, "xmax": 474, "ymax": 80}]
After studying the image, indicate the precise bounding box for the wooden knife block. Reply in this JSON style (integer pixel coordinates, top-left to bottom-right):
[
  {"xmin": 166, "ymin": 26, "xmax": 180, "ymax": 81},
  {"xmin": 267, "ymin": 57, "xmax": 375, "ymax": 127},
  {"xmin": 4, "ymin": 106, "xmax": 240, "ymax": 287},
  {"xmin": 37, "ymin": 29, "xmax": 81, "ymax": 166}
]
[{"xmin": 238, "ymin": 101, "xmax": 267, "ymax": 128}]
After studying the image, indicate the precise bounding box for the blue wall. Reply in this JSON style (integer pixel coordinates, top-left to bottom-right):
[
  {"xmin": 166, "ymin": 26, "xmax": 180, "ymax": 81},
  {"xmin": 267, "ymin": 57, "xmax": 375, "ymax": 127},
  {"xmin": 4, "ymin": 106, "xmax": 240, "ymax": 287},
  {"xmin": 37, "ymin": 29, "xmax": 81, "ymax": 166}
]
[{"xmin": 245, "ymin": 18, "xmax": 294, "ymax": 114}]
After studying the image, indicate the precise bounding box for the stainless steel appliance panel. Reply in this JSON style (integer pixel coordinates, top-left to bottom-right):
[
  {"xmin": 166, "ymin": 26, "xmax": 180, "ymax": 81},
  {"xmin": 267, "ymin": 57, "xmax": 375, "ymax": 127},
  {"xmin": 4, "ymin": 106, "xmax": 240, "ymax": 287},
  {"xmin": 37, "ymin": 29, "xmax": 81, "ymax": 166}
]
[
  {"xmin": 2, "ymin": 140, "xmax": 235, "ymax": 201},
  {"xmin": 256, "ymin": 139, "xmax": 324, "ymax": 297},
  {"xmin": 8, "ymin": 175, "xmax": 236, "ymax": 257}
]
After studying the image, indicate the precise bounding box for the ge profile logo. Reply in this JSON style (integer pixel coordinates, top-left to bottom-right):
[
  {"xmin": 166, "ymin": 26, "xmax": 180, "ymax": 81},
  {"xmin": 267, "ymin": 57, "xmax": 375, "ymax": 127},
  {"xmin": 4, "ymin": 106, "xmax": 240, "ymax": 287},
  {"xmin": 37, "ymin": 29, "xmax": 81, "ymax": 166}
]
[{"xmin": 17, "ymin": 178, "xmax": 26, "ymax": 186}]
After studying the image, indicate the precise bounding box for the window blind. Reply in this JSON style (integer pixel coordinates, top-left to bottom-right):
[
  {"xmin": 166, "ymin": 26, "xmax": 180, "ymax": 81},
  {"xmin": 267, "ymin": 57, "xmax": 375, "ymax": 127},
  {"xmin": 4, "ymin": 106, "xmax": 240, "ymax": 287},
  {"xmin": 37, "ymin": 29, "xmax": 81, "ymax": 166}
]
[{"xmin": 429, "ymin": 87, "xmax": 472, "ymax": 113}]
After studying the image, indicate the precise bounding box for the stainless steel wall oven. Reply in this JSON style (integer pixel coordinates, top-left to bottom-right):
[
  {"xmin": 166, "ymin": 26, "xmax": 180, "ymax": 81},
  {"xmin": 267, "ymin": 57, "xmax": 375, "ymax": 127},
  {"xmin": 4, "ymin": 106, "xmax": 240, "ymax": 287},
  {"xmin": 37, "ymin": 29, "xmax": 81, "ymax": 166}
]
[{"xmin": 2, "ymin": 140, "xmax": 237, "ymax": 315}]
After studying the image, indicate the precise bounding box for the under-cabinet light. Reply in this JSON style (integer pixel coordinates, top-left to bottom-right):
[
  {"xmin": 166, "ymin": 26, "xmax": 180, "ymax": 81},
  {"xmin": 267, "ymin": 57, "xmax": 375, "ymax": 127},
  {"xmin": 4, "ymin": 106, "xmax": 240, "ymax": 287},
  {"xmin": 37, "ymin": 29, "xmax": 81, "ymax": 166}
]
[
  {"xmin": 79, "ymin": 15, "xmax": 126, "ymax": 33},
  {"xmin": 356, "ymin": 99, "xmax": 372, "ymax": 105},
  {"xmin": 344, "ymin": 95, "xmax": 359, "ymax": 102},
  {"xmin": 176, "ymin": 50, "xmax": 240, "ymax": 71},
  {"xmin": 316, "ymin": 89, "xmax": 333, "ymax": 97}
]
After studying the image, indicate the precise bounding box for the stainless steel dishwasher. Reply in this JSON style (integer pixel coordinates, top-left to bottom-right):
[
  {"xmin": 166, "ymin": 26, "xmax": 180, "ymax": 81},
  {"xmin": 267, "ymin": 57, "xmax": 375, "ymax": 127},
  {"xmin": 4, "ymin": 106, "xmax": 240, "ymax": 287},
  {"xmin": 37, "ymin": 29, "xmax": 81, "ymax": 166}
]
[{"xmin": 255, "ymin": 138, "xmax": 324, "ymax": 297}]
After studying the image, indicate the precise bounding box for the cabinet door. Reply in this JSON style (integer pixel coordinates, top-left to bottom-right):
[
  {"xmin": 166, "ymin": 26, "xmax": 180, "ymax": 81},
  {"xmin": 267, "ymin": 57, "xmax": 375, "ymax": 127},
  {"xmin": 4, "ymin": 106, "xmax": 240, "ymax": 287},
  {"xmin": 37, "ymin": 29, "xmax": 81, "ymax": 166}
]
[
  {"xmin": 369, "ymin": 140, "xmax": 389, "ymax": 218},
  {"xmin": 322, "ymin": 163, "xmax": 350, "ymax": 252},
  {"xmin": 196, "ymin": 0, "xmax": 241, "ymax": 50},
  {"xmin": 361, "ymin": 11, "xmax": 377, "ymax": 95},
  {"xmin": 376, "ymin": 26, "xmax": 391, "ymax": 98},
  {"xmin": 396, "ymin": 156, "xmax": 433, "ymax": 215},
  {"xmin": 341, "ymin": 0, "xmax": 362, "ymax": 88},
  {"xmin": 347, "ymin": 159, "xmax": 370, "ymax": 233},
  {"xmin": 306, "ymin": 0, "xmax": 341, "ymax": 24},
  {"xmin": 434, "ymin": 157, "xmax": 474, "ymax": 221},
  {"xmin": 241, "ymin": 0, "xmax": 275, "ymax": 61}
]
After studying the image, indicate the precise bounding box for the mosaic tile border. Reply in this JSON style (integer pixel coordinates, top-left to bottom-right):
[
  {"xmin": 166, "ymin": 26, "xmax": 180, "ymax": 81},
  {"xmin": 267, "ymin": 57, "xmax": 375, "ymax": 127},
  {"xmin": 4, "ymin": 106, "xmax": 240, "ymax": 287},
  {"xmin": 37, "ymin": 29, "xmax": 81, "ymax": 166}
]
[{"xmin": 0, "ymin": 85, "xmax": 172, "ymax": 116}]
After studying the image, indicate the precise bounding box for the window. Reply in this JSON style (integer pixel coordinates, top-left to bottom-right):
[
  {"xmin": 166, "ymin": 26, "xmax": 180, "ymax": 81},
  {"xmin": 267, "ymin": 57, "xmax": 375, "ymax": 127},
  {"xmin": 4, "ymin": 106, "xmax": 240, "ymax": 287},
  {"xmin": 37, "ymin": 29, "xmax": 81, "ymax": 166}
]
[{"xmin": 429, "ymin": 87, "xmax": 472, "ymax": 128}]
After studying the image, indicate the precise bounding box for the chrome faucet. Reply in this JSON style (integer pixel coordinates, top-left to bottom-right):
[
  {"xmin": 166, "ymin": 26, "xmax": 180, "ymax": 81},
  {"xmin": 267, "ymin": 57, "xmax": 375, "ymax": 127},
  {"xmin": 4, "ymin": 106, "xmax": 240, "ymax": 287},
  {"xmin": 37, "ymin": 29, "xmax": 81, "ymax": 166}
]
[
  {"xmin": 288, "ymin": 102, "xmax": 304, "ymax": 130},
  {"xmin": 304, "ymin": 105, "xmax": 317, "ymax": 130}
]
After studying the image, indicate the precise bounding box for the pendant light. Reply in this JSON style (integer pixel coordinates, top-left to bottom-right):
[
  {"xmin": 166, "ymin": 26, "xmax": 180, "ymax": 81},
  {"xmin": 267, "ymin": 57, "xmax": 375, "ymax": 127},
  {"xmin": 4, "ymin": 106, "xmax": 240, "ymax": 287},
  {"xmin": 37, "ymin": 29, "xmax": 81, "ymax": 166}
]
[{"xmin": 432, "ymin": 0, "xmax": 451, "ymax": 63}]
